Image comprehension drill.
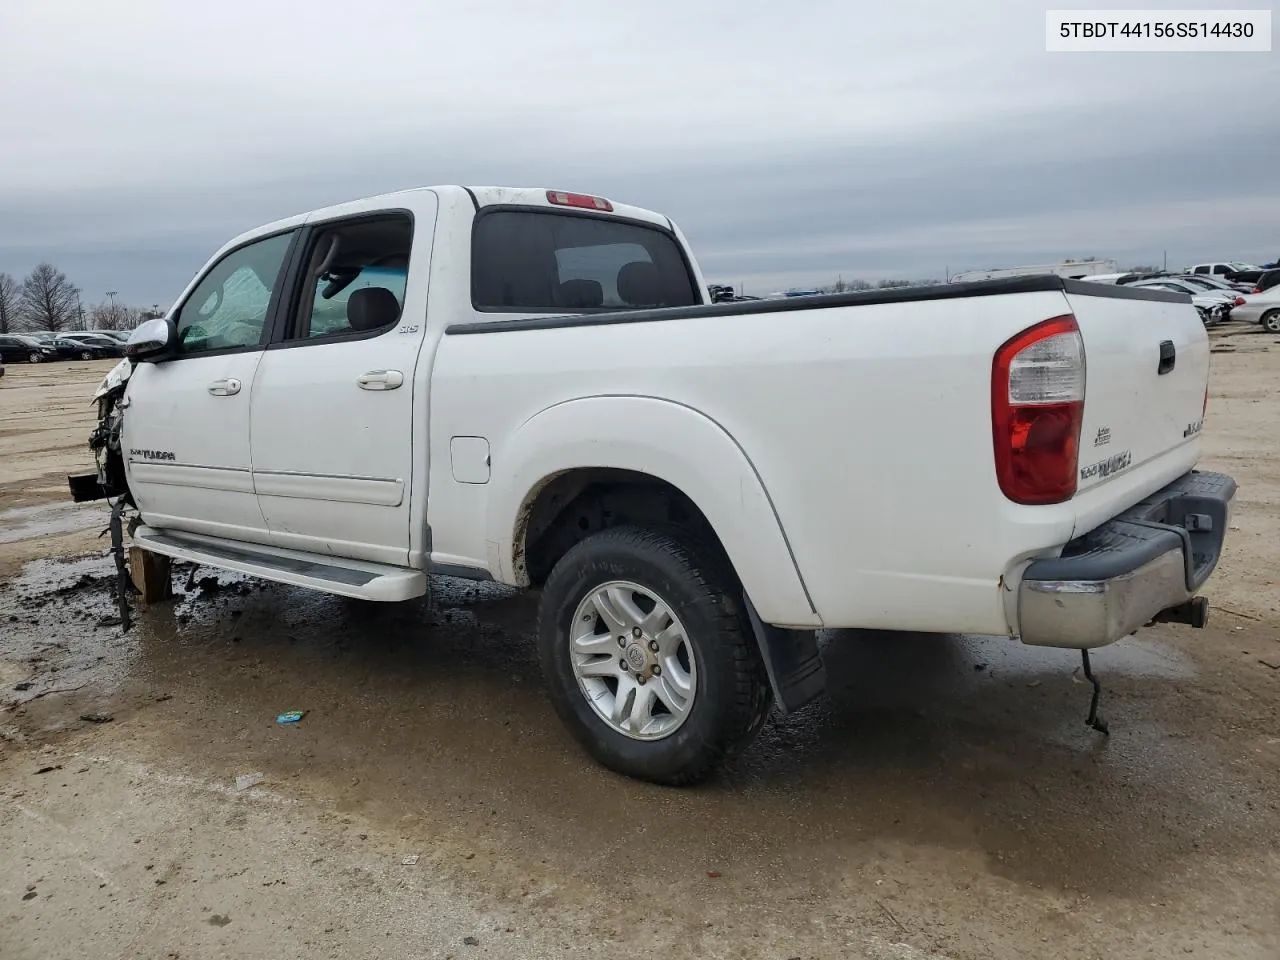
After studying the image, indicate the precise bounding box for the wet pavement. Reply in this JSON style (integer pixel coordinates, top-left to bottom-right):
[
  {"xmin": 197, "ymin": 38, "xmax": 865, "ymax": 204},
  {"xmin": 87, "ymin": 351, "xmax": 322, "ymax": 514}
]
[
  {"xmin": 3, "ymin": 549, "xmax": 1279, "ymax": 959},
  {"xmin": 0, "ymin": 502, "xmax": 105, "ymax": 546}
]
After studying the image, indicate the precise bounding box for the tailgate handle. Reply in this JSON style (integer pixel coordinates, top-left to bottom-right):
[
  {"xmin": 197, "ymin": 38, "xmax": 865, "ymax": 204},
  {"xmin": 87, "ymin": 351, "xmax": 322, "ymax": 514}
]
[{"xmin": 1158, "ymin": 340, "xmax": 1176, "ymax": 375}]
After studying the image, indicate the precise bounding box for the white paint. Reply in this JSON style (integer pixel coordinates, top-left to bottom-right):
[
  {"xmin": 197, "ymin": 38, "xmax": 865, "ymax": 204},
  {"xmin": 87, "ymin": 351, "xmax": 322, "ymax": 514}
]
[
  {"xmin": 124, "ymin": 351, "xmax": 270, "ymax": 540},
  {"xmin": 122, "ymin": 185, "xmax": 1211, "ymax": 639}
]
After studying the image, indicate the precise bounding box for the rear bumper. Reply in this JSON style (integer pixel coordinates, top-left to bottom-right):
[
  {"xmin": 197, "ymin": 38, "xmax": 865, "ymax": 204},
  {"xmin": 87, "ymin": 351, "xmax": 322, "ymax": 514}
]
[{"xmin": 1018, "ymin": 470, "xmax": 1236, "ymax": 649}]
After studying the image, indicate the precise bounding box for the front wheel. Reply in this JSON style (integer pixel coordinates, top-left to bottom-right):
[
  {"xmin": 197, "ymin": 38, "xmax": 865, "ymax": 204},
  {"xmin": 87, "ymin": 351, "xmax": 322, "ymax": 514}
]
[
  {"xmin": 28, "ymin": 352, "xmax": 41, "ymax": 363},
  {"xmin": 1262, "ymin": 310, "xmax": 1280, "ymax": 334},
  {"xmin": 79, "ymin": 350, "xmax": 93, "ymax": 360},
  {"xmin": 537, "ymin": 525, "xmax": 771, "ymax": 785}
]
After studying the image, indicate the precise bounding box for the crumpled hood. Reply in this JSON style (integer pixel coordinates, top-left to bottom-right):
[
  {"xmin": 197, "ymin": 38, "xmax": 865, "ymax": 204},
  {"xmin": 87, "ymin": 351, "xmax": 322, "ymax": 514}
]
[{"xmin": 92, "ymin": 358, "xmax": 133, "ymax": 402}]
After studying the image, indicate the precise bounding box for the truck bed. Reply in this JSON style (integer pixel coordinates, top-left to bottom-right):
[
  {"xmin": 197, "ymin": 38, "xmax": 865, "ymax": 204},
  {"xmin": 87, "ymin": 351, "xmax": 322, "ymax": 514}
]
[{"xmin": 435, "ymin": 275, "xmax": 1205, "ymax": 635}]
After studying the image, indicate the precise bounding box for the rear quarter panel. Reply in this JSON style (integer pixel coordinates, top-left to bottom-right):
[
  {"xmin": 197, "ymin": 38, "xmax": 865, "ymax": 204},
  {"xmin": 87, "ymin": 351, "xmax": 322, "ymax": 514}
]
[{"xmin": 432, "ymin": 289, "xmax": 1101, "ymax": 634}]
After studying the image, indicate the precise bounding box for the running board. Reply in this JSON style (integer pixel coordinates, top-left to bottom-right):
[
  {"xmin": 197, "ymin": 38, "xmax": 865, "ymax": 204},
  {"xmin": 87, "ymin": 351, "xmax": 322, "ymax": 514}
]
[{"xmin": 132, "ymin": 526, "xmax": 427, "ymax": 602}]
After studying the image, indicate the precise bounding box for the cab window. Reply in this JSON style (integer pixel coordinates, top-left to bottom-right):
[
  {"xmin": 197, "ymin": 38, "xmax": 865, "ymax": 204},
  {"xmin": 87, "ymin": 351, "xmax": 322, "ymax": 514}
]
[
  {"xmin": 286, "ymin": 215, "xmax": 413, "ymax": 341},
  {"xmin": 174, "ymin": 231, "xmax": 295, "ymax": 355},
  {"xmin": 471, "ymin": 210, "xmax": 698, "ymax": 312}
]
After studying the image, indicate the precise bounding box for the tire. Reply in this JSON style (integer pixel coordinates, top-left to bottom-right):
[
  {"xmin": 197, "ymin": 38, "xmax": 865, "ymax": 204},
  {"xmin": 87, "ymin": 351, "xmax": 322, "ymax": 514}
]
[
  {"xmin": 537, "ymin": 524, "xmax": 771, "ymax": 786},
  {"xmin": 28, "ymin": 352, "xmax": 41, "ymax": 363},
  {"xmin": 79, "ymin": 350, "xmax": 93, "ymax": 361},
  {"xmin": 1262, "ymin": 310, "xmax": 1280, "ymax": 334}
]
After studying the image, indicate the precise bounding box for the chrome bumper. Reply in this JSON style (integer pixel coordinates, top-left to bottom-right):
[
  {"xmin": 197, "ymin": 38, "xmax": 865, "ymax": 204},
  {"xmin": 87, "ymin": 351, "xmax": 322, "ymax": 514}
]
[{"xmin": 1018, "ymin": 470, "xmax": 1236, "ymax": 649}]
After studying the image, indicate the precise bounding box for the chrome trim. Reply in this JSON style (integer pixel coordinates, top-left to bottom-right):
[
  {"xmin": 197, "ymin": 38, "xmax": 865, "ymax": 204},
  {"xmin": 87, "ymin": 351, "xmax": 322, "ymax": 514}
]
[{"xmin": 1019, "ymin": 549, "xmax": 1189, "ymax": 649}]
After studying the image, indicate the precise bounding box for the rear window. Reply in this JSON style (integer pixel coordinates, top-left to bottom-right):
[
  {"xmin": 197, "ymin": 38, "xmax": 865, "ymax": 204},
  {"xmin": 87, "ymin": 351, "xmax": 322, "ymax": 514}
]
[{"xmin": 472, "ymin": 210, "xmax": 698, "ymax": 312}]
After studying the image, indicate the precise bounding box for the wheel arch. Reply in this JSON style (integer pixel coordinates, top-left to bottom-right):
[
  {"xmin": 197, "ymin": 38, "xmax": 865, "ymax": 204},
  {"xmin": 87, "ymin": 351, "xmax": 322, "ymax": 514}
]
[{"xmin": 485, "ymin": 395, "xmax": 820, "ymax": 627}]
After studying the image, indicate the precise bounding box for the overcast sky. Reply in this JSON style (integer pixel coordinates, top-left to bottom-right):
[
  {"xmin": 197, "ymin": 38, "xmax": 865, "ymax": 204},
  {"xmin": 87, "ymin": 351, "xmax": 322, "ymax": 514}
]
[{"xmin": 1, "ymin": 0, "xmax": 1276, "ymax": 306}]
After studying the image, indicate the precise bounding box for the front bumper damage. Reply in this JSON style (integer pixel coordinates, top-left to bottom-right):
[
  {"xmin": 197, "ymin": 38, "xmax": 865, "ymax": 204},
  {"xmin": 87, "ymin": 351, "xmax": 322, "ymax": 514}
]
[{"xmin": 1018, "ymin": 470, "xmax": 1236, "ymax": 649}]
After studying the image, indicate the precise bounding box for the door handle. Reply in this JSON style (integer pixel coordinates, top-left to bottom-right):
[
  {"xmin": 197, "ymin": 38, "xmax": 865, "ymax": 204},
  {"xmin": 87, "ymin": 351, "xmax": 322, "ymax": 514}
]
[
  {"xmin": 357, "ymin": 369, "xmax": 404, "ymax": 391},
  {"xmin": 208, "ymin": 378, "xmax": 242, "ymax": 396},
  {"xmin": 1158, "ymin": 340, "xmax": 1176, "ymax": 375}
]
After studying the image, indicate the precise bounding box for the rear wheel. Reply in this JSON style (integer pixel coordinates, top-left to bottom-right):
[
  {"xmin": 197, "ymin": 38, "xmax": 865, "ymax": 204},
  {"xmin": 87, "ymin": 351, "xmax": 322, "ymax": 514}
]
[
  {"xmin": 79, "ymin": 350, "xmax": 93, "ymax": 361},
  {"xmin": 1262, "ymin": 310, "xmax": 1280, "ymax": 334},
  {"xmin": 537, "ymin": 525, "xmax": 771, "ymax": 786}
]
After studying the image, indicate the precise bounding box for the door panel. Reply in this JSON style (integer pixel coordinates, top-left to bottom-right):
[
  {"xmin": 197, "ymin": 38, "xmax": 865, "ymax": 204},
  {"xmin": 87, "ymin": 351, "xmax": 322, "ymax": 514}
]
[
  {"xmin": 250, "ymin": 197, "xmax": 438, "ymax": 566},
  {"xmin": 122, "ymin": 228, "xmax": 296, "ymax": 542},
  {"xmin": 123, "ymin": 352, "xmax": 269, "ymax": 540}
]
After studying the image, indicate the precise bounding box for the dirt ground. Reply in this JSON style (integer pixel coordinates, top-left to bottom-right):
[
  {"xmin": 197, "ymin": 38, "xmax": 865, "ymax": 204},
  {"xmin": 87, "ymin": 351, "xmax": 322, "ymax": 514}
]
[{"xmin": 2, "ymin": 330, "xmax": 1278, "ymax": 960}]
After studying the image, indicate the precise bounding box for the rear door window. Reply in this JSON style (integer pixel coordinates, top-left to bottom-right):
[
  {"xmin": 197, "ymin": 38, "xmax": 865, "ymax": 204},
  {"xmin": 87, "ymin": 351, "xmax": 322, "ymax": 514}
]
[{"xmin": 471, "ymin": 210, "xmax": 698, "ymax": 312}]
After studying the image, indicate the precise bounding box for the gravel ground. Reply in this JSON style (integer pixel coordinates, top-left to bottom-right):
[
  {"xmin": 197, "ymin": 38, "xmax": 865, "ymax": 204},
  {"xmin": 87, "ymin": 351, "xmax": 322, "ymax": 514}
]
[{"xmin": 1, "ymin": 328, "xmax": 1278, "ymax": 960}]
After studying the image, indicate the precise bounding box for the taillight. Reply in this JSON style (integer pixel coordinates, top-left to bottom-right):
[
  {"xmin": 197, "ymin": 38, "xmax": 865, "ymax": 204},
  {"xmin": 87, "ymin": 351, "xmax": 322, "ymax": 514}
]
[
  {"xmin": 546, "ymin": 190, "xmax": 613, "ymax": 212},
  {"xmin": 992, "ymin": 314, "xmax": 1085, "ymax": 504},
  {"xmin": 1235, "ymin": 296, "xmax": 1246, "ymax": 306}
]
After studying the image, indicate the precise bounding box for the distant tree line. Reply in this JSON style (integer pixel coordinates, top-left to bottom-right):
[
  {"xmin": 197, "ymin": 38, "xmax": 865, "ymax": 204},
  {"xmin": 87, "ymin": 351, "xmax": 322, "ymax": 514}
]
[
  {"xmin": 0, "ymin": 263, "xmax": 161, "ymax": 335},
  {"xmin": 821, "ymin": 274, "xmax": 942, "ymax": 293}
]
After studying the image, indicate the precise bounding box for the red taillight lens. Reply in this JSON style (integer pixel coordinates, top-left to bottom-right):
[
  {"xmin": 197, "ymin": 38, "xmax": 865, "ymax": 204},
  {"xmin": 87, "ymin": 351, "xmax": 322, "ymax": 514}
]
[
  {"xmin": 1235, "ymin": 296, "xmax": 1246, "ymax": 306},
  {"xmin": 546, "ymin": 190, "xmax": 613, "ymax": 212},
  {"xmin": 992, "ymin": 315, "xmax": 1085, "ymax": 504}
]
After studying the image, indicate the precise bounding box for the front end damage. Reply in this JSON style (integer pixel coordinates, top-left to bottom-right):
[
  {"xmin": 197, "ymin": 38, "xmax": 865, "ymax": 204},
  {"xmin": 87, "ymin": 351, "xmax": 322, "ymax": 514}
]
[{"xmin": 67, "ymin": 358, "xmax": 138, "ymax": 629}]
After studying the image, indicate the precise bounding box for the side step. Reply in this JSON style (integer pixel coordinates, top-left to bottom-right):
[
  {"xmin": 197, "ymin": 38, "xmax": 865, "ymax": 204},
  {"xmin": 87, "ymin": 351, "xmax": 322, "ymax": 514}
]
[{"xmin": 132, "ymin": 526, "xmax": 427, "ymax": 602}]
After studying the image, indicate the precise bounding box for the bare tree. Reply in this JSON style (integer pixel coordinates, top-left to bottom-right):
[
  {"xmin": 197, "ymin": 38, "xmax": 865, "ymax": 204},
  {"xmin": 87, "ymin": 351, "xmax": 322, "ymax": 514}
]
[
  {"xmin": 0, "ymin": 272, "xmax": 18, "ymax": 334},
  {"xmin": 89, "ymin": 300, "xmax": 144, "ymax": 331},
  {"xmin": 18, "ymin": 263, "xmax": 81, "ymax": 331}
]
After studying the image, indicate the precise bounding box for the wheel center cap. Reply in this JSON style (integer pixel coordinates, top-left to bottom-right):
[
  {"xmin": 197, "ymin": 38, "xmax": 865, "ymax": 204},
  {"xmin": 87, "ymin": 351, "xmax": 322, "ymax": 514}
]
[{"xmin": 624, "ymin": 643, "xmax": 648, "ymax": 672}]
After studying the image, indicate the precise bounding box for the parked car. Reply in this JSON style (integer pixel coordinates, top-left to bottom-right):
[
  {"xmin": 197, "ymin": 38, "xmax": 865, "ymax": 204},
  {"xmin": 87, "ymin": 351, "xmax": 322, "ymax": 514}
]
[
  {"xmin": 91, "ymin": 329, "xmax": 134, "ymax": 343},
  {"xmin": 1127, "ymin": 279, "xmax": 1236, "ymax": 323},
  {"xmin": 1080, "ymin": 272, "xmax": 1146, "ymax": 285},
  {"xmin": 1251, "ymin": 268, "xmax": 1280, "ymax": 295},
  {"xmin": 36, "ymin": 335, "xmax": 122, "ymax": 361},
  {"xmin": 1188, "ymin": 262, "xmax": 1265, "ymax": 284},
  {"xmin": 1231, "ymin": 288, "xmax": 1280, "ymax": 332},
  {"xmin": 58, "ymin": 333, "xmax": 128, "ymax": 358},
  {"xmin": 1173, "ymin": 274, "xmax": 1252, "ymax": 295},
  {"xmin": 73, "ymin": 185, "xmax": 1235, "ymax": 785},
  {"xmin": 0, "ymin": 334, "xmax": 60, "ymax": 363}
]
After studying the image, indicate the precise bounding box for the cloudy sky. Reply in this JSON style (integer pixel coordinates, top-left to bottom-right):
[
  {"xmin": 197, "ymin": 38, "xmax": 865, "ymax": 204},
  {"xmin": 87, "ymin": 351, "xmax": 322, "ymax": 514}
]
[{"xmin": 1, "ymin": 0, "xmax": 1276, "ymax": 306}]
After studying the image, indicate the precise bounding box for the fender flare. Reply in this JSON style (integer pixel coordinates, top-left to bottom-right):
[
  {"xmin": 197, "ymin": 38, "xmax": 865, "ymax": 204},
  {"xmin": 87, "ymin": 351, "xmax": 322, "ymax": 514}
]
[{"xmin": 485, "ymin": 395, "xmax": 820, "ymax": 628}]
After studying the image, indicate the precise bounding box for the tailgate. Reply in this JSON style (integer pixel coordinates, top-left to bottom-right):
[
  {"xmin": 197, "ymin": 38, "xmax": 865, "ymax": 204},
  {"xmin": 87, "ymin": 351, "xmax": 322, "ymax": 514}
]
[{"xmin": 1065, "ymin": 285, "xmax": 1209, "ymax": 493}]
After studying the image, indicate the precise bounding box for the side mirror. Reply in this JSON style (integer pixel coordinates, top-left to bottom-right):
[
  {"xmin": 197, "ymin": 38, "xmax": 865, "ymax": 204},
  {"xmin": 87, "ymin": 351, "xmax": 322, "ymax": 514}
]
[{"xmin": 125, "ymin": 317, "xmax": 175, "ymax": 362}]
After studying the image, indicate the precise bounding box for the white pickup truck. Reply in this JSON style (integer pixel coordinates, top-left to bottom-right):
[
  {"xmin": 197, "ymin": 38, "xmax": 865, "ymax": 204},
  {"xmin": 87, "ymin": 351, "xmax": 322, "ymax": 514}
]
[{"xmin": 73, "ymin": 186, "xmax": 1236, "ymax": 785}]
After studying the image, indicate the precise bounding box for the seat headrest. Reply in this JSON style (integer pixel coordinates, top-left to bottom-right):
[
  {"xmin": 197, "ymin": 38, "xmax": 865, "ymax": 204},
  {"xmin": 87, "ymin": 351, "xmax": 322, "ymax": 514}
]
[
  {"xmin": 347, "ymin": 287, "xmax": 401, "ymax": 332},
  {"xmin": 558, "ymin": 279, "xmax": 604, "ymax": 308},
  {"xmin": 616, "ymin": 261, "xmax": 663, "ymax": 306}
]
